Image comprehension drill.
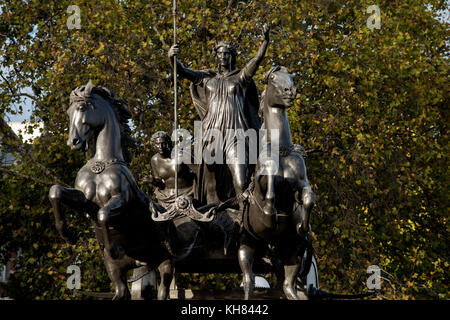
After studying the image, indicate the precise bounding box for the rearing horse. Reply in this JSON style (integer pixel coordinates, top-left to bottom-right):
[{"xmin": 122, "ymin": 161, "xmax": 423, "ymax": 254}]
[
  {"xmin": 49, "ymin": 81, "xmax": 173, "ymax": 299},
  {"xmin": 238, "ymin": 66, "xmax": 316, "ymax": 300}
]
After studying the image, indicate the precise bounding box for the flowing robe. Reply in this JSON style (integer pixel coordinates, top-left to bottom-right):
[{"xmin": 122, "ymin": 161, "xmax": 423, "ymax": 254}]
[{"xmin": 190, "ymin": 69, "xmax": 261, "ymax": 205}]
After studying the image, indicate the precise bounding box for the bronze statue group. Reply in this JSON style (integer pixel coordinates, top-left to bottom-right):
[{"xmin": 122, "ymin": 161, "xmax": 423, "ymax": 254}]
[{"xmin": 49, "ymin": 24, "xmax": 316, "ymax": 300}]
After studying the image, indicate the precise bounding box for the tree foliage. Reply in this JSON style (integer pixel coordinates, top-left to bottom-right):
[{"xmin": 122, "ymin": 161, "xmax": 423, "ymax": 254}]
[{"xmin": 0, "ymin": 0, "xmax": 448, "ymax": 299}]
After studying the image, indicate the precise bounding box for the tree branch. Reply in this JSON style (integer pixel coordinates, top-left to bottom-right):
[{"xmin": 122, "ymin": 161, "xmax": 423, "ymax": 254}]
[
  {"xmin": 7, "ymin": 93, "xmax": 39, "ymax": 102},
  {"xmin": 150, "ymin": 7, "xmax": 168, "ymax": 49},
  {"xmin": 0, "ymin": 74, "xmax": 15, "ymax": 94},
  {"xmin": 0, "ymin": 167, "xmax": 57, "ymax": 186}
]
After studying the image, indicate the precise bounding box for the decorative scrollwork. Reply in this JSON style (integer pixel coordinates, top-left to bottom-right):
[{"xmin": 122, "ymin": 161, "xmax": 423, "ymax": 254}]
[
  {"xmin": 89, "ymin": 159, "xmax": 127, "ymax": 174},
  {"xmin": 90, "ymin": 161, "xmax": 106, "ymax": 174},
  {"xmin": 152, "ymin": 195, "xmax": 215, "ymax": 222}
]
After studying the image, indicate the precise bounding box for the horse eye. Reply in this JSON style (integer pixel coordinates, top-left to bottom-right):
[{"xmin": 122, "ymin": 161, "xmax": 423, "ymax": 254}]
[{"xmin": 77, "ymin": 104, "xmax": 86, "ymax": 112}]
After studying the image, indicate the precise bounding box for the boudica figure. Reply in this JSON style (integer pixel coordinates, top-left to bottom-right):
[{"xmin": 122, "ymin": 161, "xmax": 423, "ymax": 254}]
[{"xmin": 168, "ymin": 24, "xmax": 270, "ymax": 214}]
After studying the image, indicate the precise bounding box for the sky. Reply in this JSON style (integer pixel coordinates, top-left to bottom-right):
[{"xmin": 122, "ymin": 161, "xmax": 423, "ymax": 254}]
[{"xmin": 4, "ymin": 86, "xmax": 35, "ymax": 122}]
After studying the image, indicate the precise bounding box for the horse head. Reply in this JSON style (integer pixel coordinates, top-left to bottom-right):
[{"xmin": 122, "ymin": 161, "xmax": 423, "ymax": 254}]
[
  {"xmin": 67, "ymin": 80, "xmax": 108, "ymax": 151},
  {"xmin": 263, "ymin": 66, "xmax": 297, "ymax": 109},
  {"xmin": 66, "ymin": 81, "xmax": 134, "ymax": 161}
]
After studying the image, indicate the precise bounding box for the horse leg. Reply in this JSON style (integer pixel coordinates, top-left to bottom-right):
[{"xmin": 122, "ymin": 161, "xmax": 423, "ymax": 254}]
[
  {"xmin": 282, "ymin": 246, "xmax": 308, "ymax": 300},
  {"xmin": 256, "ymin": 173, "xmax": 277, "ymax": 229},
  {"xmin": 157, "ymin": 259, "xmax": 173, "ymax": 300},
  {"xmin": 283, "ymin": 264, "xmax": 305, "ymax": 300},
  {"xmin": 238, "ymin": 234, "xmax": 256, "ymax": 300},
  {"xmin": 228, "ymin": 162, "xmax": 248, "ymax": 213},
  {"xmin": 103, "ymin": 248, "xmax": 135, "ymax": 300},
  {"xmin": 294, "ymin": 185, "xmax": 315, "ymax": 236},
  {"xmin": 49, "ymin": 185, "xmax": 98, "ymax": 243},
  {"xmin": 263, "ymin": 173, "xmax": 277, "ymax": 227},
  {"xmin": 97, "ymin": 195, "xmax": 128, "ymax": 259}
]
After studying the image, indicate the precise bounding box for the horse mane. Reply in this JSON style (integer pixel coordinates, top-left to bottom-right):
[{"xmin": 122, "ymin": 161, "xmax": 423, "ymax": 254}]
[
  {"xmin": 70, "ymin": 84, "xmax": 136, "ymax": 163},
  {"xmin": 259, "ymin": 66, "xmax": 291, "ymax": 119}
]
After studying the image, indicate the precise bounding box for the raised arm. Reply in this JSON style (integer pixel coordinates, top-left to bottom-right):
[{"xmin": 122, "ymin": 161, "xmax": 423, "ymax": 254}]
[
  {"xmin": 169, "ymin": 44, "xmax": 204, "ymax": 83},
  {"xmin": 241, "ymin": 24, "xmax": 270, "ymax": 82}
]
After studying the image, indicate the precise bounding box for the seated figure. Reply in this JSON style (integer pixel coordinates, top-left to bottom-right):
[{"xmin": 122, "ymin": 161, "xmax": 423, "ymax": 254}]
[
  {"xmin": 148, "ymin": 131, "xmax": 196, "ymax": 209},
  {"xmin": 145, "ymin": 131, "xmax": 204, "ymax": 258},
  {"xmin": 146, "ymin": 131, "xmax": 238, "ymax": 256}
]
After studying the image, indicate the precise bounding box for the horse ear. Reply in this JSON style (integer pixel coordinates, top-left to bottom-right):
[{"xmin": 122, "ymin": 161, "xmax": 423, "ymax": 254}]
[
  {"xmin": 264, "ymin": 66, "xmax": 279, "ymax": 83},
  {"xmin": 84, "ymin": 80, "xmax": 93, "ymax": 97},
  {"xmin": 264, "ymin": 68, "xmax": 273, "ymax": 83}
]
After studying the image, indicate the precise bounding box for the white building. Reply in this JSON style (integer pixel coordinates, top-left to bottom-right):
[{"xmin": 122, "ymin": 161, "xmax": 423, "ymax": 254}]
[
  {"xmin": 7, "ymin": 121, "xmax": 44, "ymax": 144},
  {"xmin": 0, "ymin": 121, "xmax": 44, "ymax": 166}
]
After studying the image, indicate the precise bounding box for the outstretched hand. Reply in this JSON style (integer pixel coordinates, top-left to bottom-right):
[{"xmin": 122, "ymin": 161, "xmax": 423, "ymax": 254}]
[{"xmin": 168, "ymin": 44, "xmax": 179, "ymax": 59}]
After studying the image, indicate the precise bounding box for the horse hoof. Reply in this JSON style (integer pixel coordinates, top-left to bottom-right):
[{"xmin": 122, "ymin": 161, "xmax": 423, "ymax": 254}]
[
  {"xmin": 297, "ymin": 290, "xmax": 308, "ymax": 300},
  {"xmin": 112, "ymin": 290, "xmax": 130, "ymax": 300},
  {"xmin": 283, "ymin": 287, "xmax": 303, "ymax": 300}
]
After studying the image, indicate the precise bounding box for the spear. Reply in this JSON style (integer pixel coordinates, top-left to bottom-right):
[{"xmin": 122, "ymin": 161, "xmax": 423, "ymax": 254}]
[{"xmin": 173, "ymin": 0, "xmax": 178, "ymax": 197}]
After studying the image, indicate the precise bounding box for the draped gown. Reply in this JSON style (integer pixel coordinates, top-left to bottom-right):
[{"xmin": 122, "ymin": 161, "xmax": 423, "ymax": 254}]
[{"xmin": 189, "ymin": 69, "xmax": 261, "ymax": 205}]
